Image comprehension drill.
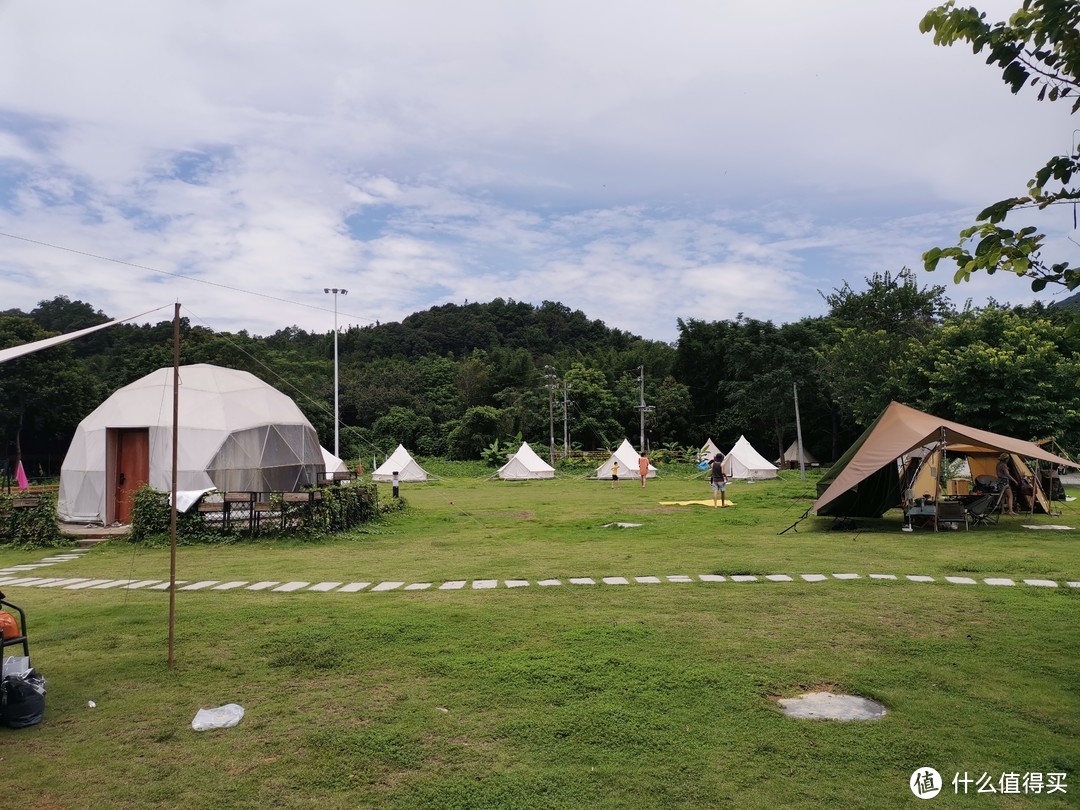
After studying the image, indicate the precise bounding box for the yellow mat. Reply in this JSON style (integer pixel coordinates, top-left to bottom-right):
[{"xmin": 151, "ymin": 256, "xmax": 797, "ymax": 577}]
[{"xmin": 658, "ymin": 500, "xmax": 736, "ymax": 508}]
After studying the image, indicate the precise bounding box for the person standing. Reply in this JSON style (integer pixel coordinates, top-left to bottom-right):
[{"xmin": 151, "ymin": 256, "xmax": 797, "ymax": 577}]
[
  {"xmin": 638, "ymin": 455, "xmax": 650, "ymax": 488},
  {"xmin": 611, "ymin": 460, "xmax": 621, "ymax": 490},
  {"xmin": 996, "ymin": 453, "xmax": 1020, "ymax": 515},
  {"xmin": 710, "ymin": 453, "xmax": 727, "ymax": 508}
]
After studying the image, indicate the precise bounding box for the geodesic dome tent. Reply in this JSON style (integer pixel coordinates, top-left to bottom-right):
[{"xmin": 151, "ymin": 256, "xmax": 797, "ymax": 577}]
[{"xmin": 58, "ymin": 364, "xmax": 325, "ymax": 523}]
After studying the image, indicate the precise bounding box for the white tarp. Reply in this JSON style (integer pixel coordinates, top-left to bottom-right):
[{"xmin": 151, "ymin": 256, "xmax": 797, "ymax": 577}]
[
  {"xmin": 725, "ymin": 435, "xmax": 779, "ymax": 480},
  {"xmin": 497, "ymin": 441, "xmax": 555, "ymax": 480},
  {"xmin": 596, "ymin": 438, "xmax": 656, "ymax": 479},
  {"xmin": 58, "ymin": 364, "xmax": 325, "ymax": 522},
  {"xmin": 372, "ymin": 444, "xmax": 430, "ymax": 482},
  {"xmin": 0, "ymin": 305, "xmax": 169, "ymax": 364}
]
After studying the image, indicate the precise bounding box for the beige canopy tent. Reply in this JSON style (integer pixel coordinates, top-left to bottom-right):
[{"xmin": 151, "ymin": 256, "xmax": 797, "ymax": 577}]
[
  {"xmin": 814, "ymin": 402, "xmax": 1077, "ymax": 518},
  {"xmin": 777, "ymin": 440, "xmax": 818, "ymax": 468}
]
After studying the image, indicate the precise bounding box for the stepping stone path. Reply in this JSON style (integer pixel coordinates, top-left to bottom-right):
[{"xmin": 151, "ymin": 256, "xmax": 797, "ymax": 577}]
[{"xmin": 1, "ymin": 549, "xmax": 1075, "ymax": 597}]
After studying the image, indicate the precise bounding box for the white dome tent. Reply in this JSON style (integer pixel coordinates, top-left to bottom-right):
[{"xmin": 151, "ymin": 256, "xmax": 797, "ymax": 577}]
[
  {"xmin": 596, "ymin": 438, "xmax": 656, "ymax": 479},
  {"xmin": 497, "ymin": 441, "xmax": 555, "ymax": 480},
  {"xmin": 724, "ymin": 435, "xmax": 780, "ymax": 480},
  {"xmin": 58, "ymin": 364, "xmax": 325, "ymax": 523},
  {"xmin": 372, "ymin": 444, "xmax": 430, "ymax": 482}
]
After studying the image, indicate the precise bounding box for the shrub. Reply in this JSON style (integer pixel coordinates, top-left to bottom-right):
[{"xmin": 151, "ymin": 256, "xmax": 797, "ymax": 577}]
[{"xmin": 0, "ymin": 492, "xmax": 68, "ymax": 548}]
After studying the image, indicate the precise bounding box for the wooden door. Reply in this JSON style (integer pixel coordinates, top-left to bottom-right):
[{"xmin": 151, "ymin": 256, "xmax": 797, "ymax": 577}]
[{"xmin": 114, "ymin": 429, "xmax": 150, "ymax": 524}]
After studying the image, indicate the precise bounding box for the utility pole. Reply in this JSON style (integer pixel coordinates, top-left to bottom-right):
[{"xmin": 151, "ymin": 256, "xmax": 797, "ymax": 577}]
[
  {"xmin": 793, "ymin": 382, "xmax": 806, "ymax": 481},
  {"xmin": 323, "ymin": 287, "xmax": 347, "ymax": 458},
  {"xmin": 636, "ymin": 365, "xmax": 655, "ymax": 455},
  {"xmin": 544, "ymin": 366, "xmax": 558, "ymax": 465},
  {"xmin": 561, "ymin": 380, "xmax": 572, "ymax": 458}
]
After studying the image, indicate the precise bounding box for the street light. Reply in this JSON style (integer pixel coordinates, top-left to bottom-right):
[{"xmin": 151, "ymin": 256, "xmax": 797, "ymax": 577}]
[{"xmin": 324, "ymin": 287, "xmax": 348, "ymax": 458}]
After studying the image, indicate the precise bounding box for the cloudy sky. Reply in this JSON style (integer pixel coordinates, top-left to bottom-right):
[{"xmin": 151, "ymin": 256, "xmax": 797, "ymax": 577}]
[{"xmin": 0, "ymin": 0, "xmax": 1074, "ymax": 342}]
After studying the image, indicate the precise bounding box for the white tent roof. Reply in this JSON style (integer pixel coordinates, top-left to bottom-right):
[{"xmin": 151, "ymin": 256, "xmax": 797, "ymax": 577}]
[
  {"xmin": 58, "ymin": 364, "xmax": 324, "ymax": 522},
  {"xmin": 497, "ymin": 441, "xmax": 555, "ymax": 480},
  {"xmin": 596, "ymin": 438, "xmax": 656, "ymax": 479},
  {"xmin": 321, "ymin": 447, "xmax": 349, "ymax": 480},
  {"xmin": 777, "ymin": 440, "xmax": 818, "ymax": 466},
  {"xmin": 725, "ymin": 435, "xmax": 779, "ymax": 480},
  {"xmin": 699, "ymin": 437, "xmax": 723, "ymax": 461},
  {"xmin": 372, "ymin": 444, "xmax": 430, "ymax": 482}
]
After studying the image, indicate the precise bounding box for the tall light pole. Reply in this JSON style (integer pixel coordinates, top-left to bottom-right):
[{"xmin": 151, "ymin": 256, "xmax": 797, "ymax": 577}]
[{"xmin": 324, "ymin": 288, "xmax": 347, "ymax": 458}]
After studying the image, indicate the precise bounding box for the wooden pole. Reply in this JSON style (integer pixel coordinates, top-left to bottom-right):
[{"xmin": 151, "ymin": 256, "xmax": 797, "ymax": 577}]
[{"xmin": 168, "ymin": 303, "xmax": 179, "ymax": 668}]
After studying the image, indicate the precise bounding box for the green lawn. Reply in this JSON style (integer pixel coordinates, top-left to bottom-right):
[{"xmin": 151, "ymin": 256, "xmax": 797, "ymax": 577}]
[{"xmin": 1, "ymin": 471, "xmax": 1077, "ymax": 808}]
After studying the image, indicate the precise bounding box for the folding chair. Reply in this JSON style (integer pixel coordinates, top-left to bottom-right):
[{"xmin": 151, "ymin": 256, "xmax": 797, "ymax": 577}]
[
  {"xmin": 936, "ymin": 500, "xmax": 968, "ymax": 531},
  {"xmin": 967, "ymin": 491, "xmax": 1005, "ymax": 527}
]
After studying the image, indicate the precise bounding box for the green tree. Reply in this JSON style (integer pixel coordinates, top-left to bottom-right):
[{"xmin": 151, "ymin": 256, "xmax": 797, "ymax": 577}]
[
  {"xmin": 563, "ymin": 363, "xmax": 622, "ymax": 450},
  {"xmin": 912, "ymin": 307, "xmax": 1080, "ymax": 445},
  {"xmin": 817, "ymin": 270, "xmax": 954, "ymax": 426},
  {"xmin": 445, "ymin": 406, "xmax": 510, "ymax": 460},
  {"xmin": 921, "ymin": 1, "xmax": 1080, "ymax": 291},
  {"xmin": 0, "ymin": 316, "xmax": 99, "ymax": 472}
]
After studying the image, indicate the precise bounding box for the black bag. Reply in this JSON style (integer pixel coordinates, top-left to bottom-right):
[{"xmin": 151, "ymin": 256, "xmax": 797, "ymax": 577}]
[{"xmin": 1, "ymin": 668, "xmax": 46, "ymax": 728}]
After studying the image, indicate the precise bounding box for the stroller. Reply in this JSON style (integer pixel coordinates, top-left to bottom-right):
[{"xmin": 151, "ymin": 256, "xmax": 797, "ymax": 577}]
[{"xmin": 0, "ymin": 591, "xmax": 45, "ymax": 728}]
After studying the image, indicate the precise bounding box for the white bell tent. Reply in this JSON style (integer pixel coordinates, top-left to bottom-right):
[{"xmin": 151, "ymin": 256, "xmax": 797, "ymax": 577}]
[
  {"xmin": 372, "ymin": 444, "xmax": 430, "ymax": 482},
  {"xmin": 321, "ymin": 446, "xmax": 349, "ymax": 480},
  {"xmin": 596, "ymin": 438, "xmax": 656, "ymax": 479},
  {"xmin": 699, "ymin": 437, "xmax": 724, "ymax": 462},
  {"xmin": 497, "ymin": 441, "xmax": 555, "ymax": 480},
  {"xmin": 724, "ymin": 435, "xmax": 779, "ymax": 480},
  {"xmin": 58, "ymin": 364, "xmax": 325, "ymax": 523}
]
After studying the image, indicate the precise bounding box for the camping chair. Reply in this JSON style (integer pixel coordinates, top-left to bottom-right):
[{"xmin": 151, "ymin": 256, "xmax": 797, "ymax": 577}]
[
  {"xmin": 935, "ymin": 500, "xmax": 968, "ymax": 531},
  {"xmin": 966, "ymin": 491, "xmax": 1004, "ymax": 527}
]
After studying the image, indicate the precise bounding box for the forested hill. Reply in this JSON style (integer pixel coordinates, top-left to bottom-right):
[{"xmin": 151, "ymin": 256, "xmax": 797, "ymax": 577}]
[
  {"xmin": 4, "ymin": 272, "xmax": 1080, "ymax": 478},
  {"xmin": 341, "ymin": 299, "xmax": 651, "ymax": 362}
]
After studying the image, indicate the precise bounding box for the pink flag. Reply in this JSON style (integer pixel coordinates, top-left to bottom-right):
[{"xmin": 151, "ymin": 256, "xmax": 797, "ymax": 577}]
[{"xmin": 15, "ymin": 460, "xmax": 29, "ymax": 492}]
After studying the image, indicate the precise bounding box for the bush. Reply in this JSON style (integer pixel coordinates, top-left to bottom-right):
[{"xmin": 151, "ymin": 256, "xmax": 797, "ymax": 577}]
[{"xmin": 0, "ymin": 493, "xmax": 68, "ymax": 548}]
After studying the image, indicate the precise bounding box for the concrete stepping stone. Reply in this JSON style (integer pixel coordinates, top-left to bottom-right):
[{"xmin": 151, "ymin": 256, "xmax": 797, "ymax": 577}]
[
  {"xmin": 371, "ymin": 581, "xmax": 404, "ymax": 591},
  {"xmin": 272, "ymin": 581, "xmax": 309, "ymax": 592},
  {"xmin": 730, "ymin": 575, "xmax": 758, "ymax": 583},
  {"xmin": 125, "ymin": 580, "xmax": 162, "ymax": 589},
  {"xmin": 569, "ymin": 577, "xmax": 596, "ymax": 585},
  {"xmin": 906, "ymin": 575, "xmax": 935, "ymax": 583},
  {"xmin": 40, "ymin": 556, "xmax": 80, "ymax": 562},
  {"xmin": 1067, "ymin": 581, "xmax": 1080, "ymax": 589},
  {"xmin": 869, "ymin": 574, "xmax": 896, "ymax": 580},
  {"xmin": 25, "ymin": 578, "xmax": 65, "ymax": 587},
  {"xmin": 1024, "ymin": 579, "xmax": 1058, "ymax": 588},
  {"xmin": 308, "ymin": 582, "xmax": 342, "ymax": 592},
  {"xmin": 5, "ymin": 577, "xmax": 50, "ymax": 586},
  {"xmin": 65, "ymin": 579, "xmax": 116, "ymax": 590},
  {"xmin": 37, "ymin": 578, "xmax": 91, "ymax": 588},
  {"xmin": 245, "ymin": 581, "xmax": 280, "ymax": 591},
  {"xmin": 339, "ymin": 582, "xmax": 371, "ymax": 592},
  {"xmin": 634, "ymin": 576, "xmax": 660, "ymax": 584},
  {"xmin": 180, "ymin": 581, "xmax": 220, "ymax": 591},
  {"xmin": 801, "ymin": 574, "xmax": 827, "ymax": 582},
  {"xmin": 698, "ymin": 574, "xmax": 726, "ymax": 582},
  {"xmin": 404, "ymin": 582, "xmax": 432, "ymax": 590},
  {"xmin": 984, "ymin": 578, "xmax": 1015, "ymax": 586},
  {"xmin": 8, "ymin": 563, "xmax": 55, "ymax": 570},
  {"xmin": 150, "ymin": 581, "xmax": 188, "ymax": 590},
  {"xmin": 0, "ymin": 577, "xmax": 24, "ymax": 585},
  {"xmin": 505, "ymin": 580, "xmax": 529, "ymax": 588},
  {"xmin": 833, "ymin": 573, "xmax": 860, "ymax": 580},
  {"xmin": 438, "ymin": 581, "xmax": 466, "ymax": 590},
  {"xmin": 667, "ymin": 575, "xmax": 693, "ymax": 583},
  {"xmin": 538, "ymin": 578, "xmax": 562, "ymax": 586},
  {"xmin": 211, "ymin": 581, "xmax": 248, "ymax": 590},
  {"xmin": 778, "ymin": 692, "xmax": 888, "ymax": 721},
  {"xmin": 471, "ymin": 580, "xmax": 498, "ymax": 590},
  {"xmin": 765, "ymin": 574, "xmax": 793, "ymax": 582},
  {"xmin": 945, "ymin": 576, "xmax": 977, "ymax": 585},
  {"xmin": 92, "ymin": 579, "xmax": 136, "ymax": 589},
  {"xmin": 602, "ymin": 576, "xmax": 630, "ymax": 585}
]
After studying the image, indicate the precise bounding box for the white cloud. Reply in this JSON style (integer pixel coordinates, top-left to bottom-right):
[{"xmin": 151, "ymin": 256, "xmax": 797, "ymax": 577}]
[{"xmin": 0, "ymin": 0, "xmax": 1070, "ymax": 342}]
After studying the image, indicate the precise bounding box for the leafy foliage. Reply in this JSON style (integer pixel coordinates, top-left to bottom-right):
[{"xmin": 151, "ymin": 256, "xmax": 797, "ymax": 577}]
[
  {"xmin": 0, "ymin": 492, "xmax": 67, "ymax": 548},
  {"xmin": 921, "ymin": 0, "xmax": 1080, "ymax": 290}
]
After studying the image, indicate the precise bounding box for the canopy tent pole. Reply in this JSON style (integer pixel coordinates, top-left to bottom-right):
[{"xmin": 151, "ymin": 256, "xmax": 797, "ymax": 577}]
[{"xmin": 168, "ymin": 303, "xmax": 179, "ymax": 669}]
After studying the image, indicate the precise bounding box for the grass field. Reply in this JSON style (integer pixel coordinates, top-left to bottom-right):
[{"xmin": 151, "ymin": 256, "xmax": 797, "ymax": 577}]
[{"xmin": 1, "ymin": 469, "xmax": 1077, "ymax": 808}]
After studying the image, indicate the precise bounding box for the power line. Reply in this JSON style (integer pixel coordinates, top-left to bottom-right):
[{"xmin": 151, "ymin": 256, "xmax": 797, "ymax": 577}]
[{"xmin": 0, "ymin": 230, "xmax": 375, "ymax": 326}]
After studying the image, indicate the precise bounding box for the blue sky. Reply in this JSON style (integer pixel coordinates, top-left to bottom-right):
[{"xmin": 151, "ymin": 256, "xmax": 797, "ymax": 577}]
[{"xmin": 0, "ymin": 0, "xmax": 1073, "ymax": 342}]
